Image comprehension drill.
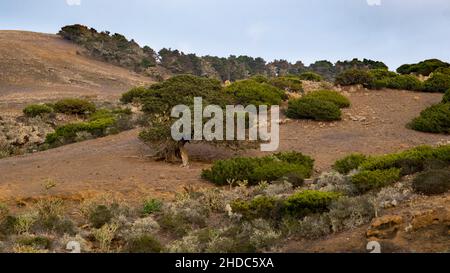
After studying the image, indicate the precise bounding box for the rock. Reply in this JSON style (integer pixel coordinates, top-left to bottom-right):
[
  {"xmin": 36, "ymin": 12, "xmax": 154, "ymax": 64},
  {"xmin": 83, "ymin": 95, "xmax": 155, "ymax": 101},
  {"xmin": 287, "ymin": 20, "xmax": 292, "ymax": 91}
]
[{"xmin": 367, "ymin": 215, "xmax": 403, "ymax": 239}]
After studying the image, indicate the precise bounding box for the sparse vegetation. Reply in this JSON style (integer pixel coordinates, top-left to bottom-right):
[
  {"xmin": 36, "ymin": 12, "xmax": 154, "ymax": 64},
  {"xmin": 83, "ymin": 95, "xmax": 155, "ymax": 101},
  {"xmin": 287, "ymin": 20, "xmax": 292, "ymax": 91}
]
[{"xmin": 53, "ymin": 98, "xmax": 96, "ymax": 115}]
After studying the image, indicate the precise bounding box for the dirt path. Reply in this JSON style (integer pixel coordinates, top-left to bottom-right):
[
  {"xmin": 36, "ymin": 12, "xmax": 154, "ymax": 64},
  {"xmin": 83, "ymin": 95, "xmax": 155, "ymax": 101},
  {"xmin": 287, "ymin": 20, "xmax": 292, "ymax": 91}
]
[{"xmin": 1, "ymin": 89, "xmax": 448, "ymax": 202}]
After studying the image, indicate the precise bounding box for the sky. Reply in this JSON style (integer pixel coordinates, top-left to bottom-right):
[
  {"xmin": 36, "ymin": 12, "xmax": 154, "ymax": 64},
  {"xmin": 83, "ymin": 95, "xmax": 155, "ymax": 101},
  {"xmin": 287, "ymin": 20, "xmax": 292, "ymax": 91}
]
[{"xmin": 1, "ymin": 0, "xmax": 450, "ymax": 70}]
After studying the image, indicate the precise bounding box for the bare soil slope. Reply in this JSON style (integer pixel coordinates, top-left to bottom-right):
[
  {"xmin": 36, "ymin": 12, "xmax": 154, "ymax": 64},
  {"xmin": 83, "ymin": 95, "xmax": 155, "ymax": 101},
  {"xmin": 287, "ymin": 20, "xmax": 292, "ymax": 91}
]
[{"xmin": 0, "ymin": 31, "xmax": 152, "ymax": 115}]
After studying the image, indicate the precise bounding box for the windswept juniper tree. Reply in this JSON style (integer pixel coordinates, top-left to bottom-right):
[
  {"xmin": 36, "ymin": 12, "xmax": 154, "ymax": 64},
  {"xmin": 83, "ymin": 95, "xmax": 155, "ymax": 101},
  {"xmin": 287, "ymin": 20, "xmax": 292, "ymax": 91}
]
[{"xmin": 121, "ymin": 75, "xmax": 284, "ymax": 166}]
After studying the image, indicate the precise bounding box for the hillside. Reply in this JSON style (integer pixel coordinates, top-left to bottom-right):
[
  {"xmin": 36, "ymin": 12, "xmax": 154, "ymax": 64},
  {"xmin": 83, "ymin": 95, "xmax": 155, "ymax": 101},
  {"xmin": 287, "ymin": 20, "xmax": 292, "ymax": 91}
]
[{"xmin": 0, "ymin": 30, "xmax": 153, "ymax": 115}]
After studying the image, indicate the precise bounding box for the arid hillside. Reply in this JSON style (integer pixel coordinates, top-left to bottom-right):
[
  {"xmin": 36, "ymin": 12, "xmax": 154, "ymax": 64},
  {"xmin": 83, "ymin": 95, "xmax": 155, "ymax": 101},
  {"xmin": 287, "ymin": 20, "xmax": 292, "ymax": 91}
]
[{"xmin": 0, "ymin": 31, "xmax": 153, "ymax": 115}]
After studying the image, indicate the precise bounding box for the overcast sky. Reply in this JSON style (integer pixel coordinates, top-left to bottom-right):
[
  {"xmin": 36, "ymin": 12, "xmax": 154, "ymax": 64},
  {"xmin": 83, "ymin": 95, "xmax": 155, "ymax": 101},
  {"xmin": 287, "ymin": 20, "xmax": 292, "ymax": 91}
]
[{"xmin": 1, "ymin": 0, "xmax": 450, "ymax": 69}]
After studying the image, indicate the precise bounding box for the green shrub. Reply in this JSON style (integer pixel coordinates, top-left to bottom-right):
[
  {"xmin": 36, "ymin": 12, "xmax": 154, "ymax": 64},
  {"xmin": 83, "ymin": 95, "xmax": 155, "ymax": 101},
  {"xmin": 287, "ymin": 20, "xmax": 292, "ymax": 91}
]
[
  {"xmin": 284, "ymin": 190, "xmax": 341, "ymax": 218},
  {"xmin": 423, "ymin": 72, "xmax": 450, "ymax": 93},
  {"xmin": 442, "ymin": 89, "xmax": 450, "ymax": 103},
  {"xmin": 385, "ymin": 75, "xmax": 423, "ymax": 91},
  {"xmin": 89, "ymin": 205, "xmax": 113, "ymax": 228},
  {"xmin": 269, "ymin": 76, "xmax": 304, "ymax": 93},
  {"xmin": 251, "ymin": 75, "xmax": 270, "ymax": 84},
  {"xmin": 397, "ymin": 59, "xmax": 450, "ymax": 76},
  {"xmin": 45, "ymin": 117, "xmax": 116, "ymax": 145},
  {"xmin": 17, "ymin": 236, "xmax": 51, "ymax": 250},
  {"xmin": 120, "ymin": 87, "xmax": 150, "ymax": 104},
  {"xmin": 335, "ymin": 69, "xmax": 372, "ymax": 86},
  {"xmin": 360, "ymin": 145, "xmax": 450, "ymax": 172},
  {"xmin": 225, "ymin": 79, "xmax": 286, "ymax": 106},
  {"xmin": 303, "ymin": 90, "xmax": 351, "ymax": 108},
  {"xmin": 412, "ymin": 170, "xmax": 450, "ymax": 195},
  {"xmin": 286, "ymin": 98, "xmax": 342, "ymax": 121},
  {"xmin": 351, "ymin": 168, "xmax": 402, "ymax": 193},
  {"xmin": 333, "ymin": 154, "xmax": 368, "ymax": 174},
  {"xmin": 126, "ymin": 235, "xmax": 163, "ymax": 253},
  {"xmin": 158, "ymin": 212, "xmax": 191, "ymax": 237},
  {"xmin": 231, "ymin": 196, "xmax": 283, "ymax": 220},
  {"xmin": 201, "ymin": 152, "xmax": 314, "ymax": 186},
  {"xmin": 143, "ymin": 199, "xmax": 163, "ymax": 215},
  {"xmin": 298, "ymin": 72, "xmax": 322, "ymax": 82},
  {"xmin": 409, "ymin": 103, "xmax": 450, "ymax": 134},
  {"xmin": 53, "ymin": 98, "xmax": 96, "ymax": 115},
  {"xmin": 23, "ymin": 104, "xmax": 54, "ymax": 117}
]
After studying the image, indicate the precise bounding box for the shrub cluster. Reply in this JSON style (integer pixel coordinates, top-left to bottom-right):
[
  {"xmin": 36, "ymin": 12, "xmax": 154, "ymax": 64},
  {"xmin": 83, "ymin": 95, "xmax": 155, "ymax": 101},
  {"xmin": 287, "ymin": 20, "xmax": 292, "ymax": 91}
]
[
  {"xmin": 53, "ymin": 99, "xmax": 96, "ymax": 115},
  {"xmin": 298, "ymin": 72, "xmax": 322, "ymax": 82},
  {"xmin": 201, "ymin": 152, "xmax": 314, "ymax": 186},
  {"xmin": 303, "ymin": 90, "xmax": 351, "ymax": 108},
  {"xmin": 350, "ymin": 168, "xmax": 401, "ymax": 194},
  {"xmin": 23, "ymin": 104, "xmax": 54, "ymax": 118},
  {"xmin": 443, "ymin": 89, "xmax": 450, "ymax": 103},
  {"xmin": 409, "ymin": 103, "xmax": 450, "ymax": 134},
  {"xmin": 286, "ymin": 98, "xmax": 342, "ymax": 121},
  {"xmin": 412, "ymin": 169, "xmax": 450, "ymax": 195},
  {"xmin": 422, "ymin": 72, "xmax": 450, "ymax": 93},
  {"xmin": 335, "ymin": 69, "xmax": 372, "ymax": 86},
  {"xmin": 225, "ymin": 79, "xmax": 287, "ymax": 106},
  {"xmin": 332, "ymin": 153, "xmax": 368, "ymax": 174},
  {"xmin": 284, "ymin": 190, "xmax": 341, "ymax": 218},
  {"xmin": 268, "ymin": 76, "xmax": 304, "ymax": 93},
  {"xmin": 396, "ymin": 59, "xmax": 450, "ymax": 76}
]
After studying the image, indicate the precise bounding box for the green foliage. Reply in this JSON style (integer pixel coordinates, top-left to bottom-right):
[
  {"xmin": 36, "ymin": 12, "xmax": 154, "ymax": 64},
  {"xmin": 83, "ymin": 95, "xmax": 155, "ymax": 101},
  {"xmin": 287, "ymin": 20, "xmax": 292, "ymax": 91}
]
[
  {"xmin": 303, "ymin": 90, "xmax": 351, "ymax": 108},
  {"xmin": 423, "ymin": 72, "xmax": 450, "ymax": 93},
  {"xmin": 268, "ymin": 76, "xmax": 304, "ymax": 93},
  {"xmin": 409, "ymin": 103, "xmax": 450, "ymax": 134},
  {"xmin": 45, "ymin": 117, "xmax": 116, "ymax": 145},
  {"xmin": 333, "ymin": 154, "xmax": 368, "ymax": 174},
  {"xmin": 443, "ymin": 89, "xmax": 450, "ymax": 103},
  {"xmin": 89, "ymin": 205, "xmax": 113, "ymax": 228},
  {"xmin": 225, "ymin": 79, "xmax": 286, "ymax": 106},
  {"xmin": 385, "ymin": 75, "xmax": 423, "ymax": 91},
  {"xmin": 284, "ymin": 190, "xmax": 341, "ymax": 218},
  {"xmin": 298, "ymin": 72, "xmax": 322, "ymax": 82},
  {"xmin": 397, "ymin": 59, "xmax": 450, "ymax": 76},
  {"xmin": 201, "ymin": 152, "xmax": 314, "ymax": 186},
  {"xmin": 412, "ymin": 170, "xmax": 450, "ymax": 195},
  {"xmin": 120, "ymin": 87, "xmax": 150, "ymax": 104},
  {"xmin": 23, "ymin": 104, "xmax": 54, "ymax": 117},
  {"xmin": 17, "ymin": 236, "xmax": 51, "ymax": 250},
  {"xmin": 126, "ymin": 235, "xmax": 163, "ymax": 253},
  {"xmin": 360, "ymin": 145, "xmax": 450, "ymax": 172},
  {"xmin": 53, "ymin": 98, "xmax": 96, "ymax": 115},
  {"xmin": 286, "ymin": 98, "xmax": 342, "ymax": 121},
  {"xmin": 231, "ymin": 196, "xmax": 282, "ymax": 220},
  {"xmin": 143, "ymin": 199, "xmax": 163, "ymax": 215},
  {"xmin": 250, "ymin": 75, "xmax": 269, "ymax": 83},
  {"xmin": 335, "ymin": 69, "xmax": 372, "ymax": 86},
  {"xmin": 351, "ymin": 168, "xmax": 401, "ymax": 193}
]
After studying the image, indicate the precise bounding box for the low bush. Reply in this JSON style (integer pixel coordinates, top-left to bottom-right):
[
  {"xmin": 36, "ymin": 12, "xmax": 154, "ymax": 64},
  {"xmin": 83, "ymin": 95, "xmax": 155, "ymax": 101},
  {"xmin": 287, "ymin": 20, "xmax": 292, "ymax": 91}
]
[
  {"xmin": 269, "ymin": 76, "xmax": 303, "ymax": 93},
  {"xmin": 23, "ymin": 104, "xmax": 54, "ymax": 117},
  {"xmin": 201, "ymin": 152, "xmax": 314, "ymax": 186},
  {"xmin": 360, "ymin": 145, "xmax": 450, "ymax": 172},
  {"xmin": 335, "ymin": 69, "xmax": 372, "ymax": 86},
  {"xmin": 284, "ymin": 190, "xmax": 341, "ymax": 218},
  {"xmin": 409, "ymin": 103, "xmax": 450, "ymax": 134},
  {"xmin": 423, "ymin": 72, "xmax": 450, "ymax": 93},
  {"xmin": 120, "ymin": 87, "xmax": 150, "ymax": 104},
  {"xmin": 333, "ymin": 154, "xmax": 368, "ymax": 174},
  {"xmin": 286, "ymin": 98, "xmax": 342, "ymax": 121},
  {"xmin": 298, "ymin": 72, "xmax": 322, "ymax": 82},
  {"xmin": 303, "ymin": 90, "xmax": 351, "ymax": 108},
  {"xmin": 126, "ymin": 235, "xmax": 163, "ymax": 253},
  {"xmin": 17, "ymin": 236, "xmax": 51, "ymax": 250},
  {"xmin": 225, "ymin": 79, "xmax": 287, "ymax": 106},
  {"xmin": 143, "ymin": 199, "xmax": 163, "ymax": 215},
  {"xmin": 385, "ymin": 75, "xmax": 423, "ymax": 91},
  {"xmin": 397, "ymin": 59, "xmax": 450, "ymax": 76},
  {"xmin": 53, "ymin": 98, "xmax": 96, "ymax": 115},
  {"xmin": 230, "ymin": 196, "xmax": 283, "ymax": 220},
  {"xmin": 442, "ymin": 89, "xmax": 450, "ymax": 103},
  {"xmin": 351, "ymin": 168, "xmax": 401, "ymax": 193},
  {"xmin": 89, "ymin": 205, "xmax": 113, "ymax": 228},
  {"xmin": 45, "ymin": 117, "xmax": 116, "ymax": 145},
  {"xmin": 412, "ymin": 170, "xmax": 450, "ymax": 195}
]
